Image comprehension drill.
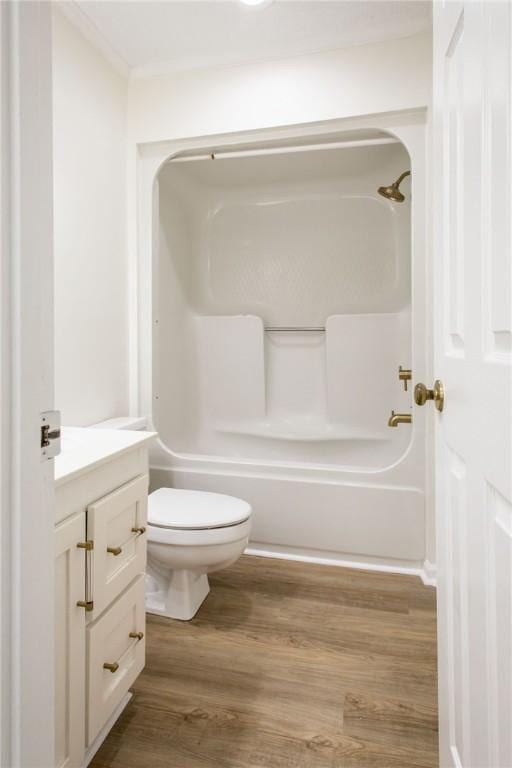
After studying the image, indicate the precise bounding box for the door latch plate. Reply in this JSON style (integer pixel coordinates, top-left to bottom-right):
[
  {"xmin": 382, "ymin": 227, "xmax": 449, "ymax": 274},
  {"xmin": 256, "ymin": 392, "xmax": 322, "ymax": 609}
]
[{"xmin": 40, "ymin": 410, "xmax": 61, "ymax": 460}]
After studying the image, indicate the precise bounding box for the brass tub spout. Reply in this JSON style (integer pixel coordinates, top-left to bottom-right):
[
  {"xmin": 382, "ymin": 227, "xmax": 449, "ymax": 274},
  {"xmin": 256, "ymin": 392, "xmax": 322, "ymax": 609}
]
[{"xmin": 388, "ymin": 410, "xmax": 412, "ymax": 427}]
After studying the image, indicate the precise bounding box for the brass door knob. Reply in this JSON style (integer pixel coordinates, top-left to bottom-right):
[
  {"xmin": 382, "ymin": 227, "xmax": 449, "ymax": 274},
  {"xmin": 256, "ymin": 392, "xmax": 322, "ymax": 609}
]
[
  {"xmin": 103, "ymin": 662, "xmax": 119, "ymax": 673},
  {"xmin": 414, "ymin": 380, "xmax": 445, "ymax": 412}
]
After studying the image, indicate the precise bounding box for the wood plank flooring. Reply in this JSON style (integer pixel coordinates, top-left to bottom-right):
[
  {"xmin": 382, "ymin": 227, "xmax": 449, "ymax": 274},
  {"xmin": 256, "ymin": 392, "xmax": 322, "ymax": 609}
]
[{"xmin": 91, "ymin": 555, "xmax": 438, "ymax": 768}]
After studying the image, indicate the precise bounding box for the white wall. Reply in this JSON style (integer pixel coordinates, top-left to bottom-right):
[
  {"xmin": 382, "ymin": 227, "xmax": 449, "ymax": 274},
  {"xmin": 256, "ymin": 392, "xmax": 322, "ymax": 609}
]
[
  {"xmin": 53, "ymin": 8, "xmax": 129, "ymax": 426},
  {"xmin": 128, "ymin": 32, "xmax": 431, "ymax": 143}
]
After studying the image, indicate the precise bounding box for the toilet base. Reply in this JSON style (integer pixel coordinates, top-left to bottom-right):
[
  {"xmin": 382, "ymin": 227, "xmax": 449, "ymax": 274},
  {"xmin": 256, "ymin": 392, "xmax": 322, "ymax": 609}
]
[{"xmin": 145, "ymin": 569, "xmax": 210, "ymax": 620}]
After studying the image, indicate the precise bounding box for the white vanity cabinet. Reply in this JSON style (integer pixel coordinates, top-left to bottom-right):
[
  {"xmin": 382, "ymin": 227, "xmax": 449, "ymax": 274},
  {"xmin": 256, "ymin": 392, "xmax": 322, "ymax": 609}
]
[{"xmin": 54, "ymin": 428, "xmax": 155, "ymax": 768}]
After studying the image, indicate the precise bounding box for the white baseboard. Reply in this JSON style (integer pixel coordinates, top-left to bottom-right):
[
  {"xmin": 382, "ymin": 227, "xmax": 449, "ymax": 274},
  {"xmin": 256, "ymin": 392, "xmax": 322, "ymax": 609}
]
[
  {"xmin": 84, "ymin": 692, "xmax": 132, "ymax": 767},
  {"xmin": 245, "ymin": 543, "xmax": 433, "ymax": 583},
  {"xmin": 421, "ymin": 559, "xmax": 437, "ymax": 587}
]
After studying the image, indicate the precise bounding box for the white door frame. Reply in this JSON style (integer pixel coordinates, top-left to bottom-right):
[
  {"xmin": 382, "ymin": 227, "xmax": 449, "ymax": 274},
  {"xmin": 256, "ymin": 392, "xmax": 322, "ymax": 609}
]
[{"xmin": 1, "ymin": 2, "xmax": 55, "ymax": 766}]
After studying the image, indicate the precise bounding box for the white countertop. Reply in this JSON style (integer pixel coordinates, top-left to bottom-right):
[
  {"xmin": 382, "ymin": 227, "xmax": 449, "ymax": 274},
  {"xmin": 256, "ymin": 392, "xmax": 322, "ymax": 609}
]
[{"xmin": 55, "ymin": 427, "xmax": 157, "ymax": 487}]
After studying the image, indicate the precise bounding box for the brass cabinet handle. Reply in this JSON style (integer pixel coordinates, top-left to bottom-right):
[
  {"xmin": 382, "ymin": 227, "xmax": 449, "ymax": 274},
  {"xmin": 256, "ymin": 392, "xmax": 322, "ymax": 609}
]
[
  {"xmin": 107, "ymin": 526, "xmax": 146, "ymax": 556},
  {"xmin": 414, "ymin": 380, "xmax": 445, "ymax": 412},
  {"xmin": 103, "ymin": 633, "xmax": 142, "ymax": 674},
  {"xmin": 77, "ymin": 600, "xmax": 94, "ymax": 612},
  {"xmin": 77, "ymin": 540, "xmax": 94, "ymax": 551},
  {"xmin": 76, "ymin": 540, "xmax": 94, "ymax": 610}
]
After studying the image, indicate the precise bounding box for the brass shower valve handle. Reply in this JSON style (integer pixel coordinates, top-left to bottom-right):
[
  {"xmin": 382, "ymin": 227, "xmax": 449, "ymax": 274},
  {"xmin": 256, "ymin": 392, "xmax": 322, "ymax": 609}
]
[{"xmin": 398, "ymin": 366, "xmax": 412, "ymax": 391}]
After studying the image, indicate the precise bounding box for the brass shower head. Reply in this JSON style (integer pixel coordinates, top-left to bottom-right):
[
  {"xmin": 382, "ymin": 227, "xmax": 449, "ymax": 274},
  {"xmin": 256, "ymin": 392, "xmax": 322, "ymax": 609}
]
[{"xmin": 378, "ymin": 170, "xmax": 411, "ymax": 203}]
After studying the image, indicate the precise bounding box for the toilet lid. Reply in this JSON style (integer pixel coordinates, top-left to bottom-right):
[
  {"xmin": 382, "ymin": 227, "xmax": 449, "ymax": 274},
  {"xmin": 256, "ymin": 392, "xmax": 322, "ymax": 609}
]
[{"xmin": 148, "ymin": 488, "xmax": 252, "ymax": 530}]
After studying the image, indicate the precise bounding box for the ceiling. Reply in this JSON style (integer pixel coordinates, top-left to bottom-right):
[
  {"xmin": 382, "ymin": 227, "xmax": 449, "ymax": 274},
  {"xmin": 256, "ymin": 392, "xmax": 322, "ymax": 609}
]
[{"xmin": 66, "ymin": 0, "xmax": 432, "ymax": 78}]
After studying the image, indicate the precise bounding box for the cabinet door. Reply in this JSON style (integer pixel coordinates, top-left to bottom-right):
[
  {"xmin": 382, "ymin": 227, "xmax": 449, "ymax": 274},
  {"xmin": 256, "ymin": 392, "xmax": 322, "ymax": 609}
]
[
  {"xmin": 55, "ymin": 513, "xmax": 86, "ymax": 768},
  {"xmin": 87, "ymin": 575, "xmax": 146, "ymax": 745},
  {"xmin": 87, "ymin": 474, "xmax": 148, "ymax": 617}
]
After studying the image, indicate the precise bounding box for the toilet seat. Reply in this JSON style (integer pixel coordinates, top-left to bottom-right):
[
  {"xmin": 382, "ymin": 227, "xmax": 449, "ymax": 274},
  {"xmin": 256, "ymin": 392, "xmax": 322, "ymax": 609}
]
[{"xmin": 148, "ymin": 488, "xmax": 252, "ymax": 531}]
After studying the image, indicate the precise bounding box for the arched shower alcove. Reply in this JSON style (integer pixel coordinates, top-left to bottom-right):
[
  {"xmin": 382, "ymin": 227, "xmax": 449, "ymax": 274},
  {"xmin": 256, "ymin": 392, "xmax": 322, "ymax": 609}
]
[{"xmin": 136, "ymin": 114, "xmax": 431, "ymax": 576}]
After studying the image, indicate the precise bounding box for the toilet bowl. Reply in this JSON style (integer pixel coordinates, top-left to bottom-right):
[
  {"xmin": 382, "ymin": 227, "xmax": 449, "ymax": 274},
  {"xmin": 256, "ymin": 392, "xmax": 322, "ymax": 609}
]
[{"xmin": 145, "ymin": 487, "xmax": 252, "ymax": 620}]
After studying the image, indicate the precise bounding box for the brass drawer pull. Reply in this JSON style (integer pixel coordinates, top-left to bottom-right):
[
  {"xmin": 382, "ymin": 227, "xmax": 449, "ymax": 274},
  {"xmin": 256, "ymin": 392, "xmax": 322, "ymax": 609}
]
[
  {"xmin": 107, "ymin": 526, "xmax": 146, "ymax": 556},
  {"xmin": 103, "ymin": 633, "xmax": 143, "ymax": 675},
  {"xmin": 77, "ymin": 600, "xmax": 94, "ymax": 612}
]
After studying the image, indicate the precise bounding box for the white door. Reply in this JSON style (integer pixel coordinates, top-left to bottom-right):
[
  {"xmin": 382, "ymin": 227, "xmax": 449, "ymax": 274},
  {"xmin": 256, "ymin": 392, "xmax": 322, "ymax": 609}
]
[
  {"xmin": 0, "ymin": 2, "xmax": 55, "ymax": 766},
  {"xmin": 432, "ymin": 2, "xmax": 512, "ymax": 767}
]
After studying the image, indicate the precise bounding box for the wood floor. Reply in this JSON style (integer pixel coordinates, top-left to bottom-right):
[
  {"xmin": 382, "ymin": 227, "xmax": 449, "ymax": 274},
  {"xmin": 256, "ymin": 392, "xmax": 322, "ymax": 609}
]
[{"xmin": 91, "ymin": 555, "xmax": 438, "ymax": 768}]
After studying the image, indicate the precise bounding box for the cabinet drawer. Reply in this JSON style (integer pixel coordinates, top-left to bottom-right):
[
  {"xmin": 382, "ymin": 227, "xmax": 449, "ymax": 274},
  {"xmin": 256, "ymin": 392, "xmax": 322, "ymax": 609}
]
[
  {"xmin": 88, "ymin": 474, "xmax": 148, "ymax": 616},
  {"xmin": 86, "ymin": 575, "xmax": 146, "ymax": 745}
]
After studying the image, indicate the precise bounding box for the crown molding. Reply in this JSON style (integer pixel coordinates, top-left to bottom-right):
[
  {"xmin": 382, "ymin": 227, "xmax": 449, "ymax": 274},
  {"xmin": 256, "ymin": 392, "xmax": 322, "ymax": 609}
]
[
  {"xmin": 129, "ymin": 29, "xmax": 433, "ymax": 82},
  {"xmin": 55, "ymin": 0, "xmax": 130, "ymax": 78}
]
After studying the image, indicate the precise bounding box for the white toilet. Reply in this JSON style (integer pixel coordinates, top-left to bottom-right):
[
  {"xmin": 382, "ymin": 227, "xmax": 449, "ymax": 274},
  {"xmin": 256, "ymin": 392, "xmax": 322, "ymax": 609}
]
[{"xmin": 145, "ymin": 487, "xmax": 252, "ymax": 620}]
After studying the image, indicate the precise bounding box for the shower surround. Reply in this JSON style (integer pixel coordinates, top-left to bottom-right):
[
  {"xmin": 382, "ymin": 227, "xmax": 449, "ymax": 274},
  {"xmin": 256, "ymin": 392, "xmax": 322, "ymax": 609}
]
[{"xmin": 137, "ymin": 119, "xmax": 430, "ymax": 578}]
